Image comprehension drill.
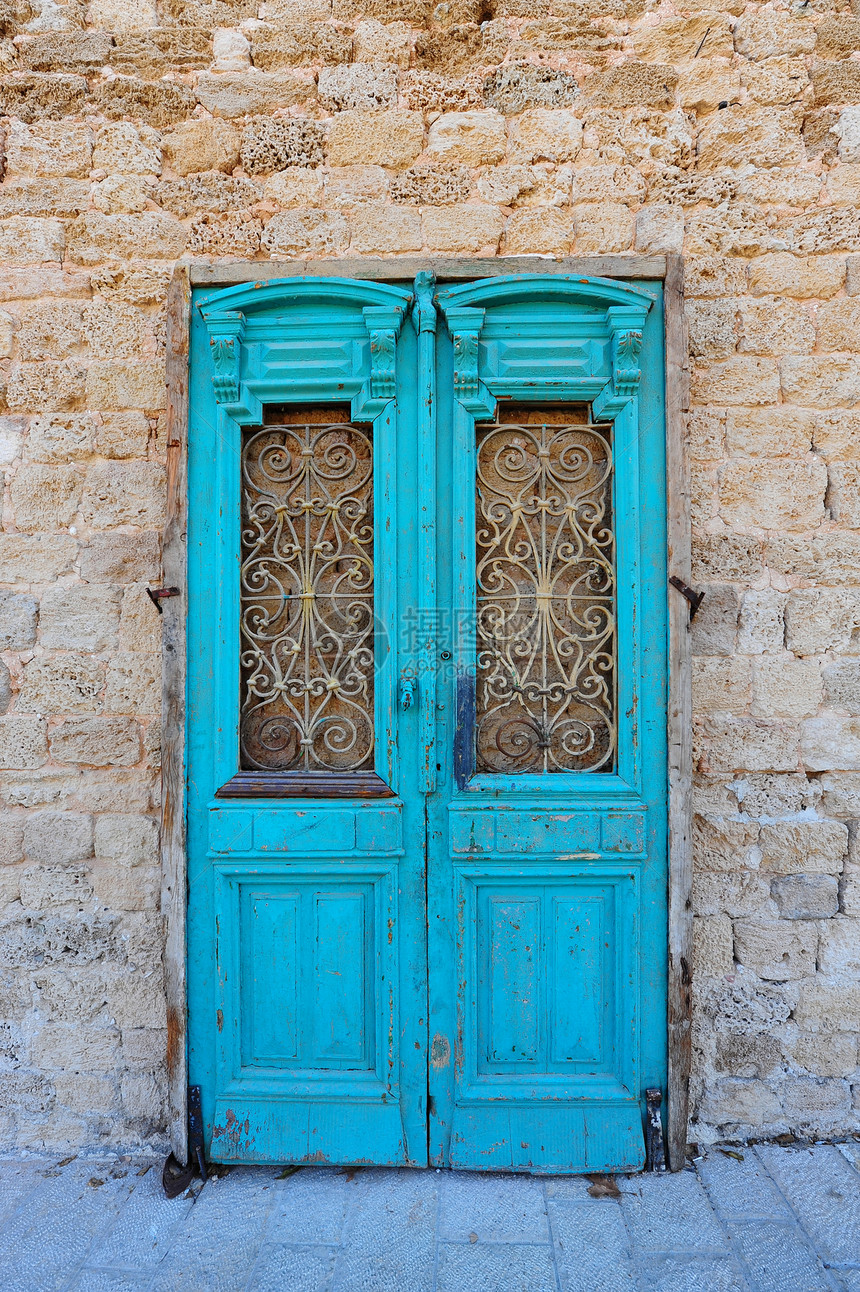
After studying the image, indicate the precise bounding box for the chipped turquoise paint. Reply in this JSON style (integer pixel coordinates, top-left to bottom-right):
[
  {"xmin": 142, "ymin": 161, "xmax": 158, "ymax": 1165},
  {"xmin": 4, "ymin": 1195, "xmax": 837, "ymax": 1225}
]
[{"xmin": 187, "ymin": 274, "xmax": 668, "ymax": 1173}]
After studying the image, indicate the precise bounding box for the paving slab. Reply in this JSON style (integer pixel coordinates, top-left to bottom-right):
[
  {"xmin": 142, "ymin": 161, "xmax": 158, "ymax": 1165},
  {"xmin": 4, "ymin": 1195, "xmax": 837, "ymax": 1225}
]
[
  {"xmin": 550, "ymin": 1198, "xmax": 638, "ymax": 1292},
  {"xmin": 754, "ymin": 1145, "xmax": 860, "ymax": 1268},
  {"xmin": 622, "ymin": 1167, "xmax": 728, "ymax": 1253},
  {"xmin": 728, "ymin": 1220, "xmax": 834, "ymax": 1292}
]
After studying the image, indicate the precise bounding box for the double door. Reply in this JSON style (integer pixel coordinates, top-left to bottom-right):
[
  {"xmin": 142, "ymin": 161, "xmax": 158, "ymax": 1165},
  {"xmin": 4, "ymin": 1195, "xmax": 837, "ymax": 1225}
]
[{"xmin": 186, "ymin": 271, "xmax": 668, "ymax": 1173}]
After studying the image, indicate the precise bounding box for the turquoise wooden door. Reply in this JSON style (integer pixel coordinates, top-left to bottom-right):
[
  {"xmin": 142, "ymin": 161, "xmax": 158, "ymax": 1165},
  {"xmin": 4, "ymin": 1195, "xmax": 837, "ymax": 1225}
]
[{"xmin": 186, "ymin": 273, "xmax": 667, "ymax": 1173}]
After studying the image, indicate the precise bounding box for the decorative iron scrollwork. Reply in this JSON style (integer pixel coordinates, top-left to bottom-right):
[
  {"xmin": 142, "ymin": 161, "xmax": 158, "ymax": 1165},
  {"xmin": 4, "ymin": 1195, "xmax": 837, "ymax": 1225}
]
[
  {"xmin": 475, "ymin": 417, "xmax": 616, "ymax": 774},
  {"xmin": 239, "ymin": 421, "xmax": 375, "ymax": 773}
]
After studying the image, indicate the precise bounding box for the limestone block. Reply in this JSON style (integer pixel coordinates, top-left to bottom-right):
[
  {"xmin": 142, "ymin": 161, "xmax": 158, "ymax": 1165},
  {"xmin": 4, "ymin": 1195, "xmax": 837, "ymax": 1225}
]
[
  {"xmin": 85, "ymin": 362, "xmax": 167, "ymax": 412},
  {"xmin": 692, "ymin": 657, "xmax": 751, "ymax": 715},
  {"xmin": 749, "ymin": 254, "xmax": 845, "ymax": 300},
  {"xmin": 738, "ymin": 590, "xmax": 786, "ymax": 657},
  {"xmin": 422, "ymin": 204, "xmax": 504, "ymax": 254},
  {"xmin": 691, "ymin": 585, "xmax": 739, "ymax": 657},
  {"xmin": 53, "ymin": 1072, "xmax": 117, "ymax": 1115},
  {"xmin": 348, "ymin": 204, "xmax": 421, "ymax": 254},
  {"xmin": 693, "ymin": 914, "xmax": 734, "ymax": 977},
  {"xmin": 842, "ymin": 864, "xmax": 860, "ymax": 917},
  {"xmin": 160, "ymin": 119, "xmax": 240, "ymax": 177},
  {"xmin": 697, "ymin": 107, "xmax": 805, "ymax": 170},
  {"xmin": 813, "ymin": 533, "xmax": 860, "ymax": 586},
  {"xmin": 692, "ymin": 534, "xmax": 764, "ymax": 584},
  {"xmin": 823, "ymin": 660, "xmax": 860, "ymax": 715},
  {"xmin": 80, "ymin": 463, "xmax": 166, "ymax": 530},
  {"xmin": 92, "ymin": 123, "xmax": 161, "ymax": 176},
  {"xmin": 828, "ymin": 464, "xmax": 860, "ymax": 528},
  {"xmin": 818, "ymin": 917, "xmax": 860, "ymax": 975},
  {"xmin": 585, "ymin": 63, "xmax": 677, "ymax": 111},
  {"xmin": 88, "ymin": 265, "xmax": 172, "ymax": 306},
  {"xmin": 17, "ymin": 32, "xmax": 113, "ymax": 75},
  {"xmin": 79, "ymin": 532, "xmax": 161, "ymax": 584},
  {"xmin": 352, "ymin": 19, "xmax": 411, "ymax": 67},
  {"xmin": 325, "ymin": 167, "xmax": 389, "ymax": 209},
  {"xmin": 189, "ymin": 212, "xmax": 263, "ymax": 258},
  {"xmin": 509, "ymin": 109, "xmax": 582, "ymax": 163},
  {"xmin": 693, "ymin": 814, "xmax": 759, "ymax": 873},
  {"xmin": 0, "ymin": 75, "xmax": 88, "ymax": 125},
  {"xmin": 737, "ymin": 298, "xmax": 815, "ymax": 358},
  {"xmin": 104, "ymin": 654, "xmax": 160, "ymax": 715},
  {"xmin": 816, "ymin": 299, "xmax": 860, "ymax": 354},
  {"xmin": 686, "ymin": 410, "xmax": 725, "ymax": 460},
  {"xmin": 678, "ymin": 59, "xmax": 741, "ymax": 115},
  {"xmin": 427, "ymin": 111, "xmax": 504, "ymax": 166},
  {"xmin": 691, "ymin": 358, "xmax": 780, "ymax": 408},
  {"xmin": 817, "ymin": 16, "xmax": 860, "ymax": 61},
  {"xmin": 635, "ymin": 204, "xmax": 683, "ymax": 255},
  {"xmin": 0, "ymin": 217, "xmax": 64, "ymax": 264},
  {"xmin": 684, "ymin": 203, "xmax": 773, "ymax": 259},
  {"xmin": 742, "ymin": 58, "xmax": 809, "ymax": 108},
  {"xmin": 107, "ymin": 965, "xmax": 167, "ymax": 1028},
  {"xmin": 714, "ymin": 1031, "xmax": 782, "ymax": 1080},
  {"xmin": 778, "ymin": 1076, "xmax": 852, "ymax": 1130},
  {"xmin": 213, "ymin": 27, "xmax": 250, "ymax": 71},
  {"xmin": 83, "ymin": 303, "xmax": 153, "ymax": 363},
  {"xmin": 703, "ymin": 717, "xmax": 800, "ymax": 774},
  {"xmin": 794, "ymin": 978, "xmax": 860, "ymax": 1031},
  {"xmin": 90, "ymin": 78, "xmax": 196, "ymax": 130},
  {"xmin": 719, "ymin": 460, "xmax": 827, "ymax": 532},
  {"xmin": 399, "ymin": 71, "xmax": 483, "ymax": 114},
  {"xmin": 573, "ymin": 201, "xmax": 633, "ymax": 253},
  {"xmin": 0, "ymin": 812, "xmax": 24, "ymax": 865},
  {"xmin": 23, "ymin": 811, "xmax": 92, "ymax": 867},
  {"xmin": 0, "ymin": 716, "xmax": 47, "ymax": 769},
  {"xmin": 697, "ymin": 1078, "xmax": 782, "ymax": 1128},
  {"xmin": 119, "ymin": 583, "xmax": 162, "ymax": 652},
  {"xmin": 687, "ymin": 300, "xmax": 737, "ymax": 360},
  {"xmin": 319, "ymin": 64, "xmax": 396, "ymax": 112},
  {"xmin": 39, "ymin": 584, "xmax": 120, "ymax": 652},
  {"xmin": 15, "ymin": 305, "xmax": 84, "ymax": 362},
  {"xmin": 251, "ymin": 23, "xmax": 352, "ymax": 70},
  {"xmin": 31, "ymin": 1022, "xmax": 119, "ymax": 1070},
  {"xmin": 513, "ymin": 163, "xmax": 572, "ymax": 209},
  {"xmin": 691, "ymin": 461, "xmax": 717, "ymax": 529},
  {"xmin": 50, "ymin": 717, "xmax": 141, "ymax": 767},
  {"xmin": 788, "ymin": 1032, "xmax": 858, "ymax": 1078},
  {"xmin": 261, "ymin": 210, "xmax": 348, "ymax": 257},
  {"xmin": 737, "ymin": 170, "xmax": 821, "ymax": 207},
  {"xmin": 121, "ymin": 1069, "xmax": 164, "ymax": 1123},
  {"xmin": 736, "ymin": 773, "xmax": 816, "ymax": 819},
  {"xmin": 392, "ymin": 163, "xmax": 473, "ymax": 206},
  {"xmin": 693, "ymin": 872, "xmax": 776, "ymax": 920},
  {"xmin": 240, "ymin": 118, "xmax": 326, "ymax": 176},
  {"xmin": 0, "ymin": 660, "xmax": 10, "ymax": 716},
  {"xmin": 734, "ymin": 918, "xmax": 817, "ymax": 981},
  {"xmin": 326, "ymin": 109, "xmax": 423, "ymax": 168},
  {"xmin": 96, "ymin": 172, "xmax": 155, "ymax": 215},
  {"xmin": 802, "ymin": 714, "xmax": 860, "ymax": 773},
  {"xmin": 195, "ymin": 71, "xmax": 315, "ymax": 119},
  {"xmin": 10, "ymin": 464, "xmax": 82, "ymax": 531},
  {"xmin": 0, "ymin": 535, "xmax": 76, "ymax": 583},
  {"xmin": 771, "ymin": 874, "xmax": 839, "ymax": 920},
  {"xmin": 484, "ymin": 65, "xmax": 579, "ymax": 116},
  {"xmin": 160, "ymin": 172, "xmax": 262, "ymax": 218},
  {"xmin": 88, "ymin": 0, "xmax": 157, "ymax": 30},
  {"xmin": 835, "ymin": 106, "xmax": 860, "ymax": 164},
  {"xmin": 67, "ymin": 212, "xmax": 187, "ymax": 264},
  {"xmin": 759, "ymin": 820, "xmax": 848, "ymax": 876},
  {"xmin": 734, "ymin": 12, "xmax": 816, "ymax": 60},
  {"xmin": 752, "ymin": 658, "xmax": 822, "ymax": 722},
  {"xmin": 142, "ymin": 716, "xmax": 161, "ymax": 770},
  {"xmin": 504, "ymin": 208, "xmax": 572, "ymax": 256},
  {"xmin": 726, "ymin": 408, "xmax": 814, "ymax": 459},
  {"xmin": 94, "ymin": 812, "xmax": 158, "ymax": 866},
  {"xmin": 786, "ymin": 589, "xmax": 860, "ymax": 656},
  {"xmin": 686, "ymin": 256, "xmax": 748, "ymax": 299},
  {"xmin": 19, "ymin": 655, "xmax": 105, "ymax": 713},
  {"xmin": 5, "ymin": 121, "xmax": 91, "ymax": 179},
  {"xmin": 121, "ymin": 1027, "xmax": 166, "ymax": 1069},
  {"xmin": 570, "ymin": 165, "xmax": 645, "ymax": 206},
  {"xmin": 632, "ymin": 15, "xmax": 732, "ymax": 63},
  {"xmin": 0, "ymin": 591, "xmax": 37, "ymax": 650},
  {"xmin": 813, "ymin": 61, "xmax": 860, "ymax": 108}
]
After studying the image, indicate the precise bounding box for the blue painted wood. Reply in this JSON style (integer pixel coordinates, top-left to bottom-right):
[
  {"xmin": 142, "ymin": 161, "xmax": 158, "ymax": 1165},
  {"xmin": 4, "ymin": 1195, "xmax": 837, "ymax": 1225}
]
[{"xmin": 187, "ymin": 272, "xmax": 668, "ymax": 1174}]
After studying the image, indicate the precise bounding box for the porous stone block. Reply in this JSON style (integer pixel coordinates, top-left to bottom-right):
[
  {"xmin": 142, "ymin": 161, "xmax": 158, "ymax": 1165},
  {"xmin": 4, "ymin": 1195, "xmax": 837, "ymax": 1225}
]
[
  {"xmin": 39, "ymin": 584, "xmax": 120, "ymax": 653},
  {"xmin": 0, "ymin": 591, "xmax": 37, "ymax": 650},
  {"xmin": 251, "ymin": 22, "xmax": 352, "ymax": 70},
  {"xmin": 161, "ymin": 172, "xmax": 262, "ymax": 218},
  {"xmin": 734, "ymin": 12, "xmax": 816, "ymax": 60},
  {"xmin": 698, "ymin": 1078, "xmax": 782, "ymax": 1129},
  {"xmin": 160, "ymin": 119, "xmax": 240, "ymax": 176},
  {"xmin": 89, "ymin": 0, "xmax": 157, "ymax": 30},
  {"xmin": 781, "ymin": 356, "xmax": 860, "ymax": 409},
  {"xmin": 0, "ymin": 217, "xmax": 64, "ymax": 264},
  {"xmin": 504, "ymin": 207, "xmax": 573, "ymax": 256},
  {"xmin": 749, "ymin": 254, "xmax": 846, "ymax": 300},
  {"xmin": 733, "ymin": 919, "xmax": 817, "ymax": 981},
  {"xmin": 23, "ymin": 811, "xmax": 93, "ymax": 867},
  {"xmin": 348, "ymin": 204, "xmax": 421, "ymax": 254},
  {"xmin": 815, "ymin": 410, "xmax": 860, "ymax": 460},
  {"xmin": 195, "ymin": 71, "xmax": 315, "ymax": 118},
  {"xmin": 390, "ymin": 163, "xmax": 471, "ymax": 206},
  {"xmin": 240, "ymin": 118, "xmax": 326, "ymax": 175},
  {"xmin": 0, "ymin": 535, "xmax": 77, "ymax": 583},
  {"xmin": 771, "ymin": 874, "xmax": 839, "ymax": 920},
  {"xmin": 585, "ymin": 62, "xmax": 677, "ymax": 110},
  {"xmin": 697, "ymin": 106, "xmax": 805, "ymax": 169},
  {"xmin": 50, "ymin": 718, "xmax": 141, "ymax": 768},
  {"xmin": 737, "ymin": 590, "xmax": 786, "ymax": 657},
  {"xmin": 726, "ymin": 408, "xmax": 814, "ymax": 458},
  {"xmin": 0, "ymin": 716, "xmax": 47, "ymax": 769},
  {"xmin": 85, "ymin": 362, "xmax": 167, "ymax": 412},
  {"xmin": 212, "ymin": 27, "xmax": 251, "ymax": 71},
  {"xmin": 17, "ymin": 31, "xmax": 114, "ymax": 74},
  {"xmin": 789, "ymin": 1032, "xmax": 857, "ymax": 1078},
  {"xmin": 692, "ymin": 358, "xmax": 780, "ymax": 408},
  {"xmin": 0, "ymin": 660, "xmax": 10, "ymax": 716},
  {"xmin": 422, "ymin": 204, "xmax": 504, "ymax": 254},
  {"xmin": 703, "ymin": 717, "xmax": 801, "ymax": 774},
  {"xmin": 18, "ymin": 655, "xmax": 105, "ymax": 714},
  {"xmin": 786, "ymin": 589, "xmax": 860, "ymax": 657},
  {"xmin": 693, "ymin": 872, "xmax": 775, "ymax": 921},
  {"xmin": 104, "ymin": 654, "xmax": 160, "ymax": 715},
  {"xmin": 694, "ymin": 914, "xmax": 734, "ymax": 977},
  {"xmin": 0, "ymin": 75, "xmax": 88, "ymax": 125},
  {"xmin": 67, "ymin": 212, "xmax": 187, "ymax": 264},
  {"xmin": 325, "ymin": 166, "xmax": 388, "ymax": 209},
  {"xmin": 189, "ymin": 212, "xmax": 263, "ymax": 257},
  {"xmin": 31, "ymin": 1022, "xmax": 120, "ymax": 1070},
  {"xmin": 822, "ymin": 661, "xmax": 860, "ymax": 715},
  {"xmin": 692, "ymin": 658, "xmax": 751, "ymax": 715},
  {"xmin": 686, "ymin": 256, "xmax": 749, "ymax": 299},
  {"xmin": 693, "ymin": 815, "xmax": 760, "ymax": 873},
  {"xmin": 10, "ymin": 464, "xmax": 83, "ymax": 531},
  {"xmin": 820, "ymin": 772, "xmax": 860, "ymax": 817},
  {"xmin": 687, "ymin": 300, "xmax": 737, "ymax": 360},
  {"xmin": 16, "ymin": 301, "xmax": 83, "ymax": 360},
  {"xmin": 737, "ymin": 298, "xmax": 815, "ymax": 357},
  {"xmin": 573, "ymin": 202, "xmax": 633, "ymax": 253},
  {"xmin": 692, "ymin": 534, "xmax": 763, "ymax": 584},
  {"xmin": 752, "ymin": 658, "xmax": 822, "ymax": 723},
  {"xmin": 509, "ymin": 109, "xmax": 582, "ymax": 163},
  {"xmin": 794, "ymin": 978, "xmax": 860, "ymax": 1031},
  {"xmin": 5, "ymin": 121, "xmax": 92, "ymax": 179},
  {"xmin": 80, "ymin": 463, "xmax": 166, "ymax": 529},
  {"xmin": 828, "ymin": 464, "xmax": 860, "ymax": 527},
  {"xmin": 326, "ymin": 109, "xmax": 423, "ymax": 168},
  {"xmin": 818, "ymin": 918, "xmax": 860, "ymax": 975},
  {"xmin": 691, "ymin": 585, "xmax": 740, "ymax": 657},
  {"xmin": 90, "ymin": 77, "xmax": 196, "ymax": 129},
  {"xmin": 92, "ymin": 123, "xmax": 161, "ymax": 176},
  {"xmin": 759, "ymin": 821, "xmax": 848, "ymax": 876},
  {"xmin": 427, "ymin": 111, "xmax": 505, "ymax": 166},
  {"xmin": 719, "ymin": 460, "xmax": 827, "ymax": 532},
  {"xmin": 119, "ymin": 583, "xmax": 162, "ymax": 652},
  {"xmin": 94, "ymin": 813, "xmax": 158, "ymax": 866},
  {"xmin": 483, "ymin": 64, "xmax": 579, "ymax": 115},
  {"xmin": 803, "ymin": 715, "xmax": 860, "ymax": 772},
  {"xmin": 635, "ymin": 203, "xmax": 683, "ymax": 255},
  {"xmin": 79, "ymin": 533, "xmax": 161, "ymax": 584},
  {"xmin": 319, "ymin": 64, "xmax": 396, "ymax": 111},
  {"xmin": 261, "ymin": 210, "xmax": 348, "ymax": 257}
]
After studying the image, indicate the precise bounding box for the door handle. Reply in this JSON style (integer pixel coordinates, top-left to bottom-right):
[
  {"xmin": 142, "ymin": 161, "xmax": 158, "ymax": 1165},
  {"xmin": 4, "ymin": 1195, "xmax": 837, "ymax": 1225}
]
[{"xmin": 399, "ymin": 677, "xmax": 417, "ymax": 710}]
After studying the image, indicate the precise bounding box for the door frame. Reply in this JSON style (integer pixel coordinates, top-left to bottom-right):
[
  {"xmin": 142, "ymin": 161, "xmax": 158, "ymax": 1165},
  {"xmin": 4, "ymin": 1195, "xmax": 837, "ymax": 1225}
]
[{"xmin": 161, "ymin": 254, "xmax": 692, "ymax": 1170}]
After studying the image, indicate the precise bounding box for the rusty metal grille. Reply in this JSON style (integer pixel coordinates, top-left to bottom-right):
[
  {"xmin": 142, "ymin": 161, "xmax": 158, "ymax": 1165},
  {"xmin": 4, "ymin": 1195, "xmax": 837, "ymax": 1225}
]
[
  {"xmin": 475, "ymin": 413, "xmax": 616, "ymax": 774},
  {"xmin": 239, "ymin": 420, "xmax": 375, "ymax": 772}
]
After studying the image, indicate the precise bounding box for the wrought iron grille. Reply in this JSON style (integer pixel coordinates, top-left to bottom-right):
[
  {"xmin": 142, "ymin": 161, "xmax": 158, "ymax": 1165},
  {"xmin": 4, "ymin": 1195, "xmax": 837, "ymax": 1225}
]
[
  {"xmin": 475, "ymin": 412, "xmax": 616, "ymax": 774},
  {"xmin": 239, "ymin": 420, "xmax": 375, "ymax": 772}
]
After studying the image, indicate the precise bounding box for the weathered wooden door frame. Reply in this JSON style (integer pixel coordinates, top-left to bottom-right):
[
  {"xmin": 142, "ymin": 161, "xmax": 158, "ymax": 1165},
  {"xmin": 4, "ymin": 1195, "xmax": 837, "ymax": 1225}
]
[{"xmin": 162, "ymin": 254, "xmax": 691, "ymax": 1170}]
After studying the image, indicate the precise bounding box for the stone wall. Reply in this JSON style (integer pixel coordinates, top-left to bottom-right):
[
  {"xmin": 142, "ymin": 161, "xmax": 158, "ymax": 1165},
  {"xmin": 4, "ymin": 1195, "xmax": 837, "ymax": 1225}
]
[{"xmin": 0, "ymin": 0, "xmax": 858, "ymax": 1151}]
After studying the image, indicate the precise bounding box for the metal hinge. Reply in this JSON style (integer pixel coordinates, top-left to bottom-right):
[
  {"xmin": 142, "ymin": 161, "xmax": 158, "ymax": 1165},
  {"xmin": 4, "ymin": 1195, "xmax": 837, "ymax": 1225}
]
[
  {"xmin": 162, "ymin": 1085, "xmax": 207, "ymax": 1198},
  {"xmin": 669, "ymin": 576, "xmax": 705, "ymax": 621},
  {"xmin": 146, "ymin": 586, "xmax": 181, "ymax": 614},
  {"xmin": 645, "ymin": 1088, "xmax": 667, "ymax": 1172}
]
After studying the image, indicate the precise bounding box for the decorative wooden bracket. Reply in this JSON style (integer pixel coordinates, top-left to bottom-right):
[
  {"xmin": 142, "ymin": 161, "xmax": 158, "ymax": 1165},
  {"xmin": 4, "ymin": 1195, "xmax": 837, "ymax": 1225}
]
[
  {"xmin": 445, "ymin": 306, "xmax": 486, "ymax": 403},
  {"xmin": 205, "ymin": 310, "xmax": 246, "ymax": 404},
  {"xmin": 593, "ymin": 304, "xmax": 649, "ymax": 420},
  {"xmin": 362, "ymin": 305, "xmax": 406, "ymax": 401},
  {"xmin": 413, "ymin": 270, "xmax": 437, "ymax": 335}
]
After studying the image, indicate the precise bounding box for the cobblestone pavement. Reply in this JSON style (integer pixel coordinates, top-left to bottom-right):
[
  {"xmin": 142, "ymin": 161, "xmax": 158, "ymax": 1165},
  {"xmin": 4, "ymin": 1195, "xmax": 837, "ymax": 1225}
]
[{"xmin": 0, "ymin": 1141, "xmax": 858, "ymax": 1291}]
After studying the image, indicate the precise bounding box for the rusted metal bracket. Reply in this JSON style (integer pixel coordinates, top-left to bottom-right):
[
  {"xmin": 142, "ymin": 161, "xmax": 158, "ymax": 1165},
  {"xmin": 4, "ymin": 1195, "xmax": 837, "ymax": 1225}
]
[
  {"xmin": 147, "ymin": 586, "xmax": 181, "ymax": 614},
  {"xmin": 669, "ymin": 576, "xmax": 704, "ymax": 621},
  {"xmin": 645, "ymin": 1088, "xmax": 667, "ymax": 1172},
  {"xmin": 162, "ymin": 1084, "xmax": 207, "ymax": 1198}
]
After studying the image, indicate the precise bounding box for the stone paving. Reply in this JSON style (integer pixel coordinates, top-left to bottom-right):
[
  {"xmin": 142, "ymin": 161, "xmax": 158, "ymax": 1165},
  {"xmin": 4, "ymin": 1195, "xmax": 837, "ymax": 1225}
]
[{"xmin": 0, "ymin": 1141, "xmax": 858, "ymax": 1291}]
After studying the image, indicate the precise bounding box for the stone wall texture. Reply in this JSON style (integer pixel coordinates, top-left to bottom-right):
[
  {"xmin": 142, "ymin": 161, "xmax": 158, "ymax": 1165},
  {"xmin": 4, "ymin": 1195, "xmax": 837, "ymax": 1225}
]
[{"xmin": 0, "ymin": 0, "xmax": 858, "ymax": 1153}]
